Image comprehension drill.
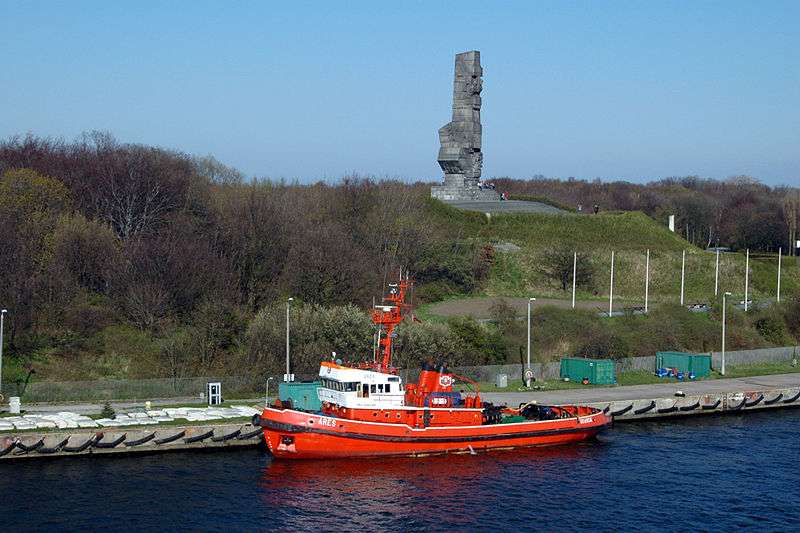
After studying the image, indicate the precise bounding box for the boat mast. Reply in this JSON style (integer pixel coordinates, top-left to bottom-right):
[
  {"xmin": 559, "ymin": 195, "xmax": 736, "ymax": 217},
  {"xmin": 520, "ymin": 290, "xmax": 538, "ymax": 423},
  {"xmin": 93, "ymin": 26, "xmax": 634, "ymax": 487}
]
[{"xmin": 372, "ymin": 270, "xmax": 413, "ymax": 372}]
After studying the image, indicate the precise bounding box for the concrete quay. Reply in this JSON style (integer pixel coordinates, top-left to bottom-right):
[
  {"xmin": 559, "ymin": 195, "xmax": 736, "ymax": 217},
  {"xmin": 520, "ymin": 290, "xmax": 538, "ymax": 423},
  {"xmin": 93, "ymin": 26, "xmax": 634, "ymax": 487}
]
[
  {"xmin": 484, "ymin": 373, "xmax": 800, "ymax": 421},
  {"xmin": 0, "ymin": 422, "xmax": 263, "ymax": 461}
]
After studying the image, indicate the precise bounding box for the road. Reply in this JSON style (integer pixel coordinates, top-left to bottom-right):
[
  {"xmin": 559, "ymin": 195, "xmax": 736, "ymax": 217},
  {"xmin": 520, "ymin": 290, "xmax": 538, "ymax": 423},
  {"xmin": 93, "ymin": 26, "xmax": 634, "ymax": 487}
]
[
  {"xmin": 482, "ymin": 373, "xmax": 800, "ymax": 406},
  {"xmin": 10, "ymin": 373, "xmax": 800, "ymax": 415}
]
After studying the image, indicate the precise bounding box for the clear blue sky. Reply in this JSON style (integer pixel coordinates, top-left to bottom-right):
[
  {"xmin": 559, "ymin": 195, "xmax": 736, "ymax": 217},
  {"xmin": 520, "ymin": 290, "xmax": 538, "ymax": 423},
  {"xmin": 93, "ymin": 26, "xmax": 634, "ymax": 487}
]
[{"xmin": 1, "ymin": 1, "xmax": 798, "ymax": 184}]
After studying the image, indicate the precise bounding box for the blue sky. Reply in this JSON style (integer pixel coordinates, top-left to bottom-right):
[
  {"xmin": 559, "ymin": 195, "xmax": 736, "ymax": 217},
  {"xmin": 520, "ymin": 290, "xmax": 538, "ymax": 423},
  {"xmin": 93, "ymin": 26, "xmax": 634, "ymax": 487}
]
[{"xmin": 1, "ymin": 1, "xmax": 798, "ymax": 184}]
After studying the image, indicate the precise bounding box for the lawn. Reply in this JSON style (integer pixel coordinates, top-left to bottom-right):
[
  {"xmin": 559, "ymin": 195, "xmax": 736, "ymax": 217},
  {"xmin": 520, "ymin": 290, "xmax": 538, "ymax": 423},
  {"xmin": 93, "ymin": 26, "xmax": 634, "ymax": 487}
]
[{"xmin": 476, "ymin": 361, "xmax": 800, "ymax": 393}]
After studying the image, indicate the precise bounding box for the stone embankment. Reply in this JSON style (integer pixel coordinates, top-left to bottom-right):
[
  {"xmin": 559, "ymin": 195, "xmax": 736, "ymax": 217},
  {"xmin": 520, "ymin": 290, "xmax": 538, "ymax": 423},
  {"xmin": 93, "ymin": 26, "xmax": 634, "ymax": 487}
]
[
  {"xmin": 0, "ymin": 405, "xmax": 264, "ymax": 461},
  {"xmin": 484, "ymin": 373, "xmax": 800, "ymax": 422},
  {"xmin": 0, "ymin": 422, "xmax": 262, "ymax": 460}
]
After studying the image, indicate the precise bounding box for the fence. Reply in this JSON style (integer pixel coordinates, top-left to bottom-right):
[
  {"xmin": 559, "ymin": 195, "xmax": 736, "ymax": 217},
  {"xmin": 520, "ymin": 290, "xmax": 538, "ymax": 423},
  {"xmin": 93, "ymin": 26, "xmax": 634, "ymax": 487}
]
[{"xmin": 2, "ymin": 346, "xmax": 797, "ymax": 403}]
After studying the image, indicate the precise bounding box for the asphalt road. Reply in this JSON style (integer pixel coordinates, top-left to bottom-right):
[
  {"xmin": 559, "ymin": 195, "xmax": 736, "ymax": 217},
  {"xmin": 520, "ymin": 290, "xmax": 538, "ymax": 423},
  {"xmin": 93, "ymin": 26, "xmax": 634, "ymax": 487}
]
[
  {"xmin": 10, "ymin": 373, "xmax": 799, "ymax": 415},
  {"xmin": 482, "ymin": 373, "xmax": 800, "ymax": 406}
]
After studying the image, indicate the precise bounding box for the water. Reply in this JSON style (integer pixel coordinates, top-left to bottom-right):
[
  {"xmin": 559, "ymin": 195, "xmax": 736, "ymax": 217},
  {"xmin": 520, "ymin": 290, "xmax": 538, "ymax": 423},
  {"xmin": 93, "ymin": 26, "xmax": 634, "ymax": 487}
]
[{"xmin": 3, "ymin": 410, "xmax": 799, "ymax": 532}]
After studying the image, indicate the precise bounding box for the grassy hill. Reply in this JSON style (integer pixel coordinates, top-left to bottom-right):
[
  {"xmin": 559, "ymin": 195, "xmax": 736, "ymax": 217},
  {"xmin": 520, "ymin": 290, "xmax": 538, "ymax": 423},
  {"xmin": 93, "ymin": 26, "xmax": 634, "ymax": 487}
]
[{"xmin": 424, "ymin": 199, "xmax": 798, "ymax": 305}]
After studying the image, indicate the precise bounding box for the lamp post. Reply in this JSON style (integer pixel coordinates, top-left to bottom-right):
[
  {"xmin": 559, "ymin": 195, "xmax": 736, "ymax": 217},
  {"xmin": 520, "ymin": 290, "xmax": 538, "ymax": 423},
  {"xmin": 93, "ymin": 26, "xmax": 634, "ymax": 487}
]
[
  {"xmin": 777, "ymin": 247, "xmax": 782, "ymax": 303},
  {"xmin": 680, "ymin": 249, "xmax": 686, "ymax": 306},
  {"xmin": 609, "ymin": 251, "xmax": 615, "ymax": 317},
  {"xmin": 744, "ymin": 249, "xmax": 750, "ymax": 312},
  {"xmin": 645, "ymin": 249, "xmax": 650, "ymax": 314},
  {"xmin": 721, "ymin": 292, "xmax": 731, "ymax": 376},
  {"xmin": 0, "ymin": 309, "xmax": 6, "ymax": 395},
  {"xmin": 571, "ymin": 251, "xmax": 577, "ymax": 310},
  {"xmin": 526, "ymin": 297, "xmax": 536, "ymax": 386},
  {"xmin": 285, "ymin": 298, "xmax": 293, "ymax": 382},
  {"xmin": 266, "ymin": 376, "xmax": 275, "ymax": 407}
]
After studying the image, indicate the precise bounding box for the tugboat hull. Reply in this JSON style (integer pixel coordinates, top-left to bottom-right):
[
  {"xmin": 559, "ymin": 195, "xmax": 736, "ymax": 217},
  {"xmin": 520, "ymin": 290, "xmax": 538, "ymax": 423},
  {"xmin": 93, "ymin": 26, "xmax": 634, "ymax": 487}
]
[{"xmin": 255, "ymin": 407, "xmax": 611, "ymax": 459}]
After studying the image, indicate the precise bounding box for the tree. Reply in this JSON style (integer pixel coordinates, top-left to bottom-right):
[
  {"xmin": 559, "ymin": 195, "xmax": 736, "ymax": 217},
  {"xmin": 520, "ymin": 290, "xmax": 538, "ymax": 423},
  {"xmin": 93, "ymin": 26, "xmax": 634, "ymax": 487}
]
[
  {"xmin": 540, "ymin": 249, "xmax": 594, "ymax": 291},
  {"xmin": 0, "ymin": 169, "xmax": 71, "ymax": 345},
  {"xmin": 784, "ymin": 190, "xmax": 799, "ymax": 256}
]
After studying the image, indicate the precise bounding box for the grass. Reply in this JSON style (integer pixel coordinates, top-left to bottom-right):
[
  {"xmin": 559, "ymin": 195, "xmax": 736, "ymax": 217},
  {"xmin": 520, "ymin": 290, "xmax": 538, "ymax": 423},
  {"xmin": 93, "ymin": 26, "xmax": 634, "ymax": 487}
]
[
  {"xmin": 424, "ymin": 199, "xmax": 800, "ymax": 303},
  {"xmin": 475, "ymin": 361, "xmax": 800, "ymax": 393}
]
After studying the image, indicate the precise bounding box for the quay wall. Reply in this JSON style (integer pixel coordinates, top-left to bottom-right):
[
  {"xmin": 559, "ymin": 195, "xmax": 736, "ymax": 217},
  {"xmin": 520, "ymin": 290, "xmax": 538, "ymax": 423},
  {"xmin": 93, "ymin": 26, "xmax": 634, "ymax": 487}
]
[{"xmin": 0, "ymin": 423, "xmax": 263, "ymax": 461}]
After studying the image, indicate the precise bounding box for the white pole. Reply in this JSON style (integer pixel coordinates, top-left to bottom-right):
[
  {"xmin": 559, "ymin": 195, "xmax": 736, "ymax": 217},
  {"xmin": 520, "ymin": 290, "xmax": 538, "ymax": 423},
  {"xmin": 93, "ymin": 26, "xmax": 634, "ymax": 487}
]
[
  {"xmin": 744, "ymin": 249, "xmax": 750, "ymax": 312},
  {"xmin": 721, "ymin": 292, "xmax": 730, "ymax": 376},
  {"xmin": 680, "ymin": 249, "xmax": 686, "ymax": 306},
  {"xmin": 526, "ymin": 298, "xmax": 533, "ymax": 368},
  {"xmin": 609, "ymin": 251, "xmax": 615, "ymax": 317},
  {"xmin": 285, "ymin": 298, "xmax": 293, "ymax": 382},
  {"xmin": 777, "ymin": 247, "xmax": 782, "ymax": 303},
  {"xmin": 571, "ymin": 251, "xmax": 577, "ymax": 309},
  {"xmin": 0, "ymin": 310, "xmax": 5, "ymax": 394},
  {"xmin": 265, "ymin": 377, "xmax": 274, "ymax": 406},
  {"xmin": 714, "ymin": 249, "xmax": 720, "ymax": 297},
  {"xmin": 645, "ymin": 249, "xmax": 650, "ymax": 314}
]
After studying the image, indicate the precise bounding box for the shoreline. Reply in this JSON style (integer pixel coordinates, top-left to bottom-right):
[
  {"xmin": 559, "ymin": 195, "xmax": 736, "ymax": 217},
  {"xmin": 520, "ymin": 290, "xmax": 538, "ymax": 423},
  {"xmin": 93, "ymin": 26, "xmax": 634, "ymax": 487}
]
[{"xmin": 3, "ymin": 373, "xmax": 798, "ymax": 460}]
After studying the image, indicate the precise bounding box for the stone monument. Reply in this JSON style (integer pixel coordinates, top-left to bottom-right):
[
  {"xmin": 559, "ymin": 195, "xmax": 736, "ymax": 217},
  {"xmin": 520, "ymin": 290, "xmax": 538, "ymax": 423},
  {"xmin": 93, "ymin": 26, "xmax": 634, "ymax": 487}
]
[{"xmin": 431, "ymin": 50, "xmax": 499, "ymax": 201}]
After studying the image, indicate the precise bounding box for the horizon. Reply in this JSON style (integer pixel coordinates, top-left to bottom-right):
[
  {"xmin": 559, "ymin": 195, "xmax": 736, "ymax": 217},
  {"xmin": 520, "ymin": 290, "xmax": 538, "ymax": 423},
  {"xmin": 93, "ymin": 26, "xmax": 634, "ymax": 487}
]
[{"xmin": 2, "ymin": 1, "xmax": 798, "ymax": 186}]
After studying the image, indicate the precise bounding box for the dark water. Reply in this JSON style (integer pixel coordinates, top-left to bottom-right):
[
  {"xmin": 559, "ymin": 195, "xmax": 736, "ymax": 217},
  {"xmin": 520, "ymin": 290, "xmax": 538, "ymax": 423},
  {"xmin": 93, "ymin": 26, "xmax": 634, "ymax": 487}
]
[{"xmin": 3, "ymin": 410, "xmax": 799, "ymax": 532}]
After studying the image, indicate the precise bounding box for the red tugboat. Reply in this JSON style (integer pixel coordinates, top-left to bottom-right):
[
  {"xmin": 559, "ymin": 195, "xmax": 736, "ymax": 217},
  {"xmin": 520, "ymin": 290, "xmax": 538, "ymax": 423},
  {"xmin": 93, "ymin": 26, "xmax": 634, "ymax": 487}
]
[{"xmin": 254, "ymin": 276, "xmax": 611, "ymax": 459}]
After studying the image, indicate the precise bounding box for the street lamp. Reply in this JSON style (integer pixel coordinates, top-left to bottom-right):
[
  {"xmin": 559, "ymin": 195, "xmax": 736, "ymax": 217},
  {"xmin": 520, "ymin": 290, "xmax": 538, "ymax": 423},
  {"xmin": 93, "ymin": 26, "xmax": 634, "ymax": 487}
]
[
  {"xmin": 0, "ymin": 309, "xmax": 6, "ymax": 395},
  {"xmin": 266, "ymin": 376, "xmax": 275, "ymax": 407},
  {"xmin": 285, "ymin": 298, "xmax": 293, "ymax": 382},
  {"xmin": 526, "ymin": 297, "xmax": 536, "ymax": 387},
  {"xmin": 721, "ymin": 292, "xmax": 731, "ymax": 376}
]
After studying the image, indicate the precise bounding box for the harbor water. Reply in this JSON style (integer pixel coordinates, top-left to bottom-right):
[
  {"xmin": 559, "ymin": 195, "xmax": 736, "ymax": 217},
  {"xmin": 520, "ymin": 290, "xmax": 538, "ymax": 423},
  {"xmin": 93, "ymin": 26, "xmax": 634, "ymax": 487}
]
[{"xmin": 3, "ymin": 409, "xmax": 799, "ymax": 532}]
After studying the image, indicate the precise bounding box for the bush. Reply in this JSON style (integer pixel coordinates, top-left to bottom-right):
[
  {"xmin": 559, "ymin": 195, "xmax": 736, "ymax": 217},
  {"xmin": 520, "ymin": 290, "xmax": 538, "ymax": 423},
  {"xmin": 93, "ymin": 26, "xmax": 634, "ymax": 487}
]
[
  {"xmin": 246, "ymin": 302, "xmax": 373, "ymax": 375},
  {"xmin": 100, "ymin": 401, "xmax": 115, "ymax": 419}
]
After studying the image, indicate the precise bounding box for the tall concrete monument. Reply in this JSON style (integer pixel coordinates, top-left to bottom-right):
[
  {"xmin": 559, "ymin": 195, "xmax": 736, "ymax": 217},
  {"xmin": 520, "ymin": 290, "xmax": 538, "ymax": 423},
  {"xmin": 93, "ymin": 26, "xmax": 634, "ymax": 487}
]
[{"xmin": 431, "ymin": 51, "xmax": 499, "ymax": 201}]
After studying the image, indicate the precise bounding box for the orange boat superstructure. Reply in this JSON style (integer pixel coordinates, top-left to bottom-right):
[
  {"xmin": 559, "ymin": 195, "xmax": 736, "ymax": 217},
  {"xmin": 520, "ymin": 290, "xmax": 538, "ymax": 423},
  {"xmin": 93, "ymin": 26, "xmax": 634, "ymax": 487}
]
[{"xmin": 255, "ymin": 276, "xmax": 611, "ymax": 459}]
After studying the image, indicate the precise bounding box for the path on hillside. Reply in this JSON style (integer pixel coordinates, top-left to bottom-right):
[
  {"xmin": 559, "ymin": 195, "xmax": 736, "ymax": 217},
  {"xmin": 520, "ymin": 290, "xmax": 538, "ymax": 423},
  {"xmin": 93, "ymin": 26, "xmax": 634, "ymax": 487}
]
[
  {"xmin": 428, "ymin": 296, "xmax": 645, "ymax": 319},
  {"xmin": 482, "ymin": 373, "xmax": 800, "ymax": 406},
  {"xmin": 445, "ymin": 199, "xmax": 567, "ymax": 214}
]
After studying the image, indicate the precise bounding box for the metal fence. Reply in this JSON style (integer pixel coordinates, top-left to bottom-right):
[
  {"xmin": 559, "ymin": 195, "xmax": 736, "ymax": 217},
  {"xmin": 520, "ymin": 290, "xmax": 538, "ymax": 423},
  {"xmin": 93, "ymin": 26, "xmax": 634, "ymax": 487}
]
[
  {"xmin": 0, "ymin": 375, "xmax": 271, "ymax": 404},
  {"xmin": 2, "ymin": 346, "xmax": 797, "ymax": 403}
]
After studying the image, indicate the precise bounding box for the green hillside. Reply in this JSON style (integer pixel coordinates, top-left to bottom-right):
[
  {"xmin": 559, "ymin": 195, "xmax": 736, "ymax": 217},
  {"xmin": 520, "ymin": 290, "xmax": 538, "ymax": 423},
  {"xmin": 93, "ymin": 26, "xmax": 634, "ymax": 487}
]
[{"xmin": 425, "ymin": 199, "xmax": 798, "ymax": 305}]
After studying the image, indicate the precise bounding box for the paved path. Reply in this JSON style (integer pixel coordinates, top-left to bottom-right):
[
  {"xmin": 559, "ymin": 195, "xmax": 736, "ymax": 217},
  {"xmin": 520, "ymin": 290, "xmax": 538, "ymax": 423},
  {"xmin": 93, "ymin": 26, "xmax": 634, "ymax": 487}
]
[
  {"xmin": 482, "ymin": 373, "xmax": 800, "ymax": 406},
  {"xmin": 445, "ymin": 200, "xmax": 566, "ymax": 214},
  {"xmin": 10, "ymin": 374, "xmax": 800, "ymax": 415},
  {"xmin": 10, "ymin": 397, "xmax": 237, "ymax": 416},
  {"xmin": 428, "ymin": 296, "xmax": 627, "ymax": 320}
]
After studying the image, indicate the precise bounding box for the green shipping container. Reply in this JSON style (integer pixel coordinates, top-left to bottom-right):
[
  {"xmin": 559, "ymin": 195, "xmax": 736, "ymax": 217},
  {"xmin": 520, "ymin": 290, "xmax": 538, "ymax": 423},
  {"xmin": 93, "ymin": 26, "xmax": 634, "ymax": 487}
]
[
  {"xmin": 655, "ymin": 351, "xmax": 711, "ymax": 377},
  {"xmin": 560, "ymin": 358, "xmax": 616, "ymax": 385},
  {"xmin": 278, "ymin": 381, "xmax": 321, "ymax": 411}
]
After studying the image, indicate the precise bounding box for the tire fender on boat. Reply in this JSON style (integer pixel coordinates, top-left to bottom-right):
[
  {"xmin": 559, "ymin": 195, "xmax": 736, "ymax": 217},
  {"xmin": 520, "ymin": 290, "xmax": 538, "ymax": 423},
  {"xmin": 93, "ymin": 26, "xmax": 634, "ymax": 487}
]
[
  {"xmin": 783, "ymin": 390, "xmax": 800, "ymax": 404},
  {"xmin": 745, "ymin": 394, "xmax": 764, "ymax": 407},
  {"xmin": 610, "ymin": 404, "xmax": 633, "ymax": 417},
  {"xmin": 154, "ymin": 430, "xmax": 185, "ymax": 445},
  {"xmin": 184, "ymin": 430, "xmax": 214, "ymax": 444},
  {"xmin": 237, "ymin": 427, "xmax": 263, "ymax": 440},
  {"xmin": 634, "ymin": 401, "xmax": 656, "ymax": 415},
  {"xmin": 701, "ymin": 398, "xmax": 721, "ymax": 410},
  {"xmin": 124, "ymin": 432, "xmax": 156, "ymax": 447},
  {"xmin": 764, "ymin": 393, "xmax": 783, "ymax": 405},
  {"xmin": 63, "ymin": 435, "xmax": 97, "ymax": 453},
  {"xmin": 37, "ymin": 436, "xmax": 71, "ymax": 454}
]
